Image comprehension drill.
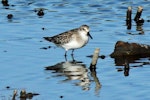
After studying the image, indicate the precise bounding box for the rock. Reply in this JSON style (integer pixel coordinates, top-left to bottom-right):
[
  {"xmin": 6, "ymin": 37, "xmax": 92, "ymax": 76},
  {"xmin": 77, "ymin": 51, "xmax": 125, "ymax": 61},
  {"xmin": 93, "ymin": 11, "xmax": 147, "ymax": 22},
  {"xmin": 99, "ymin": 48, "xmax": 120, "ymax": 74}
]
[
  {"xmin": 110, "ymin": 41, "xmax": 150, "ymax": 58},
  {"xmin": 37, "ymin": 9, "xmax": 44, "ymax": 16},
  {"xmin": 2, "ymin": 0, "xmax": 9, "ymax": 6},
  {"xmin": 7, "ymin": 14, "xmax": 13, "ymax": 19}
]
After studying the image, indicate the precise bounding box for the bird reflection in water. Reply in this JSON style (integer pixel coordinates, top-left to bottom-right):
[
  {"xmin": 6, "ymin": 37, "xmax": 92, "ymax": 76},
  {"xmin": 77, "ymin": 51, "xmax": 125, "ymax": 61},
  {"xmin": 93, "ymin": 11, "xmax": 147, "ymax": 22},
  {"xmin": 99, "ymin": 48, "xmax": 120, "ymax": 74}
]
[{"xmin": 45, "ymin": 60, "xmax": 91, "ymax": 91}]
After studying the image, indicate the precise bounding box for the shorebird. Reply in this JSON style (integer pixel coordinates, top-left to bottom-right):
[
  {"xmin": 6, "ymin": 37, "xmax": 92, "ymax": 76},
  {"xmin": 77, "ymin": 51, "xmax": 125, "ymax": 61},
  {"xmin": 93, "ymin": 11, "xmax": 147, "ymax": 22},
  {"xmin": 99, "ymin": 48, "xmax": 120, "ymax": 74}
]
[{"xmin": 43, "ymin": 25, "xmax": 92, "ymax": 56}]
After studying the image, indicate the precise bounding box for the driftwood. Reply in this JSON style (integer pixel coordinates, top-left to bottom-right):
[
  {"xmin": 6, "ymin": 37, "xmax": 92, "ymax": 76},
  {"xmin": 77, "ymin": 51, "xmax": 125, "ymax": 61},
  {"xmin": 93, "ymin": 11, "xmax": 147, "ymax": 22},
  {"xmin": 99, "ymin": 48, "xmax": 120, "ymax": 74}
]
[{"xmin": 110, "ymin": 41, "xmax": 150, "ymax": 58}]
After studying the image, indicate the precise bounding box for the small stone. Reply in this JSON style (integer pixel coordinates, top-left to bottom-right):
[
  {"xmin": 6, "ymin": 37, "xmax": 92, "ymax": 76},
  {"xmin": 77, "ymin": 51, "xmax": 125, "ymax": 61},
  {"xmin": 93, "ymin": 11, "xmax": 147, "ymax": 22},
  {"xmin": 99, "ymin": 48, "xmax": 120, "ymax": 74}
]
[
  {"xmin": 37, "ymin": 9, "xmax": 44, "ymax": 16},
  {"xmin": 60, "ymin": 95, "xmax": 64, "ymax": 98},
  {"xmin": 2, "ymin": 0, "xmax": 9, "ymax": 6},
  {"xmin": 42, "ymin": 27, "xmax": 45, "ymax": 30},
  {"xmin": 6, "ymin": 86, "xmax": 10, "ymax": 89},
  {"xmin": 7, "ymin": 14, "xmax": 13, "ymax": 19}
]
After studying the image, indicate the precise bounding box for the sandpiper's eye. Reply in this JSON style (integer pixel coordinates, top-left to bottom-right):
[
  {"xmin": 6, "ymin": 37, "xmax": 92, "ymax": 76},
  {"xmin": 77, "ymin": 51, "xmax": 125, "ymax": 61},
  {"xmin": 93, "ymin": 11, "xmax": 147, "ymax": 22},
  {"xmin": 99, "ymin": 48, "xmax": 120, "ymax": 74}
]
[{"xmin": 82, "ymin": 28, "xmax": 86, "ymax": 31}]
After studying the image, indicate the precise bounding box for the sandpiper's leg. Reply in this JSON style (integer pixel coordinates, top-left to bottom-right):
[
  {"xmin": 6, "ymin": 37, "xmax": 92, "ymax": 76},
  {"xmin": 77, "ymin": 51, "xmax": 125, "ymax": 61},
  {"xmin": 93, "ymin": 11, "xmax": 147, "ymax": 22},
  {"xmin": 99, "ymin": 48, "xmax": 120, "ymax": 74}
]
[
  {"xmin": 71, "ymin": 49, "xmax": 74, "ymax": 56},
  {"xmin": 64, "ymin": 51, "xmax": 68, "ymax": 61},
  {"xmin": 65, "ymin": 55, "xmax": 67, "ymax": 61},
  {"xmin": 71, "ymin": 54, "xmax": 76, "ymax": 62},
  {"xmin": 71, "ymin": 50, "xmax": 75, "ymax": 62},
  {"xmin": 64, "ymin": 51, "xmax": 67, "ymax": 57}
]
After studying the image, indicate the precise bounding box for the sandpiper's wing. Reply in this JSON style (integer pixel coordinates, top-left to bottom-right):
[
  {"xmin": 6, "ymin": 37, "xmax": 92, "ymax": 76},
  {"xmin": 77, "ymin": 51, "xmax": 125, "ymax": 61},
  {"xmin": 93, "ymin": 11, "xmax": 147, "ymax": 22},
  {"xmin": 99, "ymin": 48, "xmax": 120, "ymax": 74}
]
[{"xmin": 44, "ymin": 28, "xmax": 78, "ymax": 45}]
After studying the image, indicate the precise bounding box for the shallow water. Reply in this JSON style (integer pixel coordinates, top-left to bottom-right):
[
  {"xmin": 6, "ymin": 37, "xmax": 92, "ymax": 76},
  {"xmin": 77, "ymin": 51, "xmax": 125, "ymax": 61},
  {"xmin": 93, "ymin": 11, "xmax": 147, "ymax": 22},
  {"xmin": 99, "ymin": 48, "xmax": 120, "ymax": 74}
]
[{"xmin": 0, "ymin": 0, "xmax": 150, "ymax": 100}]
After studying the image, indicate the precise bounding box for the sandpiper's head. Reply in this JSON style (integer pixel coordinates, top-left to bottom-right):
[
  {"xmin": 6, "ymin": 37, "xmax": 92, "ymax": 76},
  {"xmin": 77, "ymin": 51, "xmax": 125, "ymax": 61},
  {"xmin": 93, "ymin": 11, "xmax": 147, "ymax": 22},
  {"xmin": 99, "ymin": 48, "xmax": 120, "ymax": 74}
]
[
  {"xmin": 80, "ymin": 25, "xmax": 89, "ymax": 33},
  {"xmin": 79, "ymin": 25, "xmax": 92, "ymax": 39}
]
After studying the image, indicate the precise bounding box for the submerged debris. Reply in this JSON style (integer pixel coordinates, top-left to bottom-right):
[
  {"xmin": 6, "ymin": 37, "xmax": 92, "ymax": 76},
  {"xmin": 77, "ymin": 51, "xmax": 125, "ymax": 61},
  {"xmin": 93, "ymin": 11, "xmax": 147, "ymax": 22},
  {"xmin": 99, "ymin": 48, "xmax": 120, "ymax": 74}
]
[
  {"xmin": 37, "ymin": 9, "xmax": 44, "ymax": 16},
  {"xmin": 19, "ymin": 89, "xmax": 39, "ymax": 99},
  {"xmin": 42, "ymin": 27, "xmax": 45, "ymax": 30},
  {"xmin": 6, "ymin": 86, "xmax": 10, "ymax": 89},
  {"xmin": 40, "ymin": 46, "xmax": 51, "ymax": 50},
  {"xmin": 11, "ymin": 89, "xmax": 40, "ymax": 100},
  {"xmin": 20, "ymin": 90, "xmax": 26, "ymax": 98},
  {"xmin": 60, "ymin": 95, "xmax": 64, "ymax": 98},
  {"xmin": 86, "ymin": 55, "xmax": 105, "ymax": 59},
  {"xmin": 1, "ymin": 0, "xmax": 9, "ymax": 6},
  {"xmin": 7, "ymin": 14, "xmax": 13, "ymax": 19}
]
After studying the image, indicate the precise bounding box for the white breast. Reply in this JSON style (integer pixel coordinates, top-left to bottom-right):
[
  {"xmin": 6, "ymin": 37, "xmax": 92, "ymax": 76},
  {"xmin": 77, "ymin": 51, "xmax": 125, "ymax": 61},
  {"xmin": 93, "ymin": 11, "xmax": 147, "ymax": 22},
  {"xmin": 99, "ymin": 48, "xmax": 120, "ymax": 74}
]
[{"xmin": 62, "ymin": 32, "xmax": 89, "ymax": 51}]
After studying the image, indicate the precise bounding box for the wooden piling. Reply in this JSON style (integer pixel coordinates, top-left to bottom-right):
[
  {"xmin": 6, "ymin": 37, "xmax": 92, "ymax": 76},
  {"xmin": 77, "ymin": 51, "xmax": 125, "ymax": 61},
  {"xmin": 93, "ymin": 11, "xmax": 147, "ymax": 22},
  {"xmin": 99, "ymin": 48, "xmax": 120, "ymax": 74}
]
[
  {"xmin": 126, "ymin": 6, "xmax": 132, "ymax": 29},
  {"xmin": 90, "ymin": 48, "xmax": 100, "ymax": 70},
  {"xmin": 134, "ymin": 6, "xmax": 143, "ymax": 22}
]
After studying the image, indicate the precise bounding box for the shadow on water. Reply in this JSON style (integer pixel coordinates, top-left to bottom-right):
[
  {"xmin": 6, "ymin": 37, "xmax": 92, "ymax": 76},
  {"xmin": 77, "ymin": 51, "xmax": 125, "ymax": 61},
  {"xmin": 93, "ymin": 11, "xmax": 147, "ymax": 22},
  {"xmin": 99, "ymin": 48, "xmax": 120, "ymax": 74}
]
[
  {"xmin": 113, "ymin": 56, "xmax": 150, "ymax": 76},
  {"xmin": 45, "ymin": 57, "xmax": 101, "ymax": 95}
]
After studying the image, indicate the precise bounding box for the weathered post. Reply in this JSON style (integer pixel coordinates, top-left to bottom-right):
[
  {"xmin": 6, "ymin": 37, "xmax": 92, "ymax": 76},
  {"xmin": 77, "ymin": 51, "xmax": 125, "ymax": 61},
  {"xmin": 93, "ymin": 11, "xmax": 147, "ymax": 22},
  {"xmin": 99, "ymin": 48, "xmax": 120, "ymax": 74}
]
[
  {"xmin": 126, "ymin": 6, "xmax": 132, "ymax": 29},
  {"xmin": 90, "ymin": 48, "xmax": 100, "ymax": 70}
]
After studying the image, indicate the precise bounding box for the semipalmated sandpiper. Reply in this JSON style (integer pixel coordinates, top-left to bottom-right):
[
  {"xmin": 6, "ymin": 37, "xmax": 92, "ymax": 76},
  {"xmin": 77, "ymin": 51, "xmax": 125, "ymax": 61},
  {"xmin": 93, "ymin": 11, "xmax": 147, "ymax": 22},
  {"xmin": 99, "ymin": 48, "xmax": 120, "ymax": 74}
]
[{"xmin": 44, "ymin": 25, "xmax": 92, "ymax": 56}]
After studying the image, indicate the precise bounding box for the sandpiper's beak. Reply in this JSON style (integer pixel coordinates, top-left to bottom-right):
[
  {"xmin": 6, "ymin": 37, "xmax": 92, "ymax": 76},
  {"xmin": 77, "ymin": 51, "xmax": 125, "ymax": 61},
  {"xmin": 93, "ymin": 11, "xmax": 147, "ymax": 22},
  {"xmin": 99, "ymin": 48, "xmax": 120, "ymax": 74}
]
[{"xmin": 88, "ymin": 32, "xmax": 93, "ymax": 39}]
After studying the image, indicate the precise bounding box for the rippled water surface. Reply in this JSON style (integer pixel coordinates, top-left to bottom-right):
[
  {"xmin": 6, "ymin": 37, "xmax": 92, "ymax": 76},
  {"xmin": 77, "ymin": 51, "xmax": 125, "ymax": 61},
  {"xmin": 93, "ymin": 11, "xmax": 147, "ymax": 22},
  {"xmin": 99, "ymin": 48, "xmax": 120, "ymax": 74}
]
[{"xmin": 0, "ymin": 0, "xmax": 150, "ymax": 100}]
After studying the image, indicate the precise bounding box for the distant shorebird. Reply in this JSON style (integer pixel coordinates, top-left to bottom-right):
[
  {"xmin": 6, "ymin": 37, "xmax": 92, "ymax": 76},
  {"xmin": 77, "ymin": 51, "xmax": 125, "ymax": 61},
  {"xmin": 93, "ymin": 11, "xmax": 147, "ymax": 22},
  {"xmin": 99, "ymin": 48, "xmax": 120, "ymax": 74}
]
[{"xmin": 44, "ymin": 25, "xmax": 92, "ymax": 56}]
